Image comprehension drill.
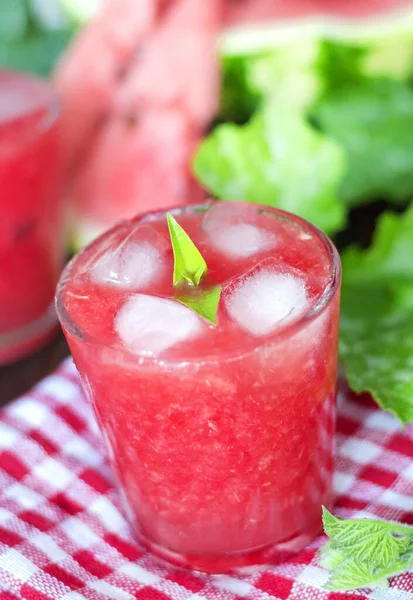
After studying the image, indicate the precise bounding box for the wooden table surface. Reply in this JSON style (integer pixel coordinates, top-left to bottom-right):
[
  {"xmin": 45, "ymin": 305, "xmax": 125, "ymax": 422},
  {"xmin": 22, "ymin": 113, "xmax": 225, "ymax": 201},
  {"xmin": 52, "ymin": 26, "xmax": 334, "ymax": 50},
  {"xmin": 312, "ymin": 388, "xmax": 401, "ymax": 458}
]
[{"xmin": 0, "ymin": 330, "xmax": 70, "ymax": 410}]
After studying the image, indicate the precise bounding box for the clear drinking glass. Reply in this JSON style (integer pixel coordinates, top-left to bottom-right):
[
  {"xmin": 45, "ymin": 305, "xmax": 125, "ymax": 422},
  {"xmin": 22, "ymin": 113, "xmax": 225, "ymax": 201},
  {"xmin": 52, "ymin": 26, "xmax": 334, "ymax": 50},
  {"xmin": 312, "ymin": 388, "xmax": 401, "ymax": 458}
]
[
  {"xmin": 0, "ymin": 70, "xmax": 62, "ymax": 364},
  {"xmin": 56, "ymin": 201, "xmax": 341, "ymax": 573}
]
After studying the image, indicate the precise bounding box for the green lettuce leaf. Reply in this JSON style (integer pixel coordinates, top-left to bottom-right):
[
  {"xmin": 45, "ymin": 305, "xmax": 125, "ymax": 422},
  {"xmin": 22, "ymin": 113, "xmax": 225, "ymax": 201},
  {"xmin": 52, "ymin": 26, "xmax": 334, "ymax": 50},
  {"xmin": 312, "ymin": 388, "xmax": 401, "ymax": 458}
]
[
  {"xmin": 220, "ymin": 54, "xmax": 261, "ymax": 123},
  {"xmin": 317, "ymin": 40, "xmax": 366, "ymax": 92},
  {"xmin": 245, "ymin": 40, "xmax": 322, "ymax": 113},
  {"xmin": 0, "ymin": 28, "xmax": 72, "ymax": 76},
  {"xmin": 314, "ymin": 79, "xmax": 413, "ymax": 207},
  {"xmin": 220, "ymin": 39, "xmax": 322, "ymax": 122},
  {"xmin": 340, "ymin": 205, "xmax": 413, "ymax": 423},
  {"xmin": 360, "ymin": 30, "xmax": 413, "ymax": 80},
  {"xmin": 0, "ymin": 0, "xmax": 28, "ymax": 42},
  {"xmin": 193, "ymin": 106, "xmax": 346, "ymax": 235}
]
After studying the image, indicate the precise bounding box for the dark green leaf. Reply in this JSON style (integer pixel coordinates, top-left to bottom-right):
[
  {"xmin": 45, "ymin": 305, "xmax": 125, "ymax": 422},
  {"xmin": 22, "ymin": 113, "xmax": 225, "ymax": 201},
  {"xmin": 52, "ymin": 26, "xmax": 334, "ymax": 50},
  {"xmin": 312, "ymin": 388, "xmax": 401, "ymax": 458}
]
[
  {"xmin": 0, "ymin": 29, "xmax": 72, "ymax": 76},
  {"xmin": 0, "ymin": 0, "xmax": 28, "ymax": 42},
  {"xmin": 340, "ymin": 205, "xmax": 413, "ymax": 423},
  {"xmin": 220, "ymin": 40, "xmax": 322, "ymax": 122},
  {"xmin": 220, "ymin": 54, "xmax": 260, "ymax": 123},
  {"xmin": 317, "ymin": 40, "xmax": 366, "ymax": 92},
  {"xmin": 314, "ymin": 79, "xmax": 413, "ymax": 206}
]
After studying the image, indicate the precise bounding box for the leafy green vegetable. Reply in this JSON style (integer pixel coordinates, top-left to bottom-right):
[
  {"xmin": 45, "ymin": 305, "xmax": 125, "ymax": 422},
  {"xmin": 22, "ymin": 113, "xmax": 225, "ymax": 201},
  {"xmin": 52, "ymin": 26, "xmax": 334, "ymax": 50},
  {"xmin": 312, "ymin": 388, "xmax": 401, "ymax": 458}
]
[
  {"xmin": 176, "ymin": 286, "xmax": 221, "ymax": 326},
  {"xmin": 317, "ymin": 40, "xmax": 366, "ymax": 92},
  {"xmin": 0, "ymin": 0, "xmax": 73, "ymax": 76},
  {"xmin": 194, "ymin": 106, "xmax": 346, "ymax": 235},
  {"xmin": 340, "ymin": 205, "xmax": 413, "ymax": 423},
  {"xmin": 30, "ymin": 0, "xmax": 70, "ymax": 31},
  {"xmin": 246, "ymin": 40, "xmax": 322, "ymax": 113},
  {"xmin": 220, "ymin": 39, "xmax": 322, "ymax": 122},
  {"xmin": 321, "ymin": 507, "xmax": 413, "ymax": 591},
  {"xmin": 317, "ymin": 33, "xmax": 413, "ymax": 91},
  {"xmin": 361, "ymin": 31, "xmax": 413, "ymax": 80},
  {"xmin": 0, "ymin": 0, "xmax": 28, "ymax": 42},
  {"xmin": 58, "ymin": 0, "xmax": 101, "ymax": 26},
  {"xmin": 220, "ymin": 55, "xmax": 260, "ymax": 123},
  {"xmin": 314, "ymin": 79, "xmax": 413, "ymax": 207},
  {"xmin": 0, "ymin": 28, "xmax": 72, "ymax": 76},
  {"xmin": 167, "ymin": 214, "xmax": 207, "ymax": 287}
]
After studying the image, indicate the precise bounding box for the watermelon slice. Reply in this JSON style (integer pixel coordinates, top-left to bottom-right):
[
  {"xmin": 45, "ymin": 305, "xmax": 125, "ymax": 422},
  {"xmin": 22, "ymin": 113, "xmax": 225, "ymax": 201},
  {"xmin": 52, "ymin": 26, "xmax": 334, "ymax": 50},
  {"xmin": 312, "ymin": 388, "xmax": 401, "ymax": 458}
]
[
  {"xmin": 56, "ymin": 0, "xmax": 220, "ymax": 248},
  {"xmin": 70, "ymin": 107, "xmax": 204, "ymax": 248},
  {"xmin": 54, "ymin": 0, "xmax": 157, "ymax": 174},
  {"xmin": 115, "ymin": 0, "xmax": 220, "ymax": 128}
]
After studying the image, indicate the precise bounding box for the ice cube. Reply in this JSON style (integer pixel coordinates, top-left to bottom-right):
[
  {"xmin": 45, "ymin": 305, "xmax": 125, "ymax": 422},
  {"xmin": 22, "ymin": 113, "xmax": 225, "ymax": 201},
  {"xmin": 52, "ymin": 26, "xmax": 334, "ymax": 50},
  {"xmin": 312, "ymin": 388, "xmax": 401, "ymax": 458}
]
[
  {"xmin": 215, "ymin": 223, "xmax": 276, "ymax": 259},
  {"xmin": 203, "ymin": 203, "xmax": 276, "ymax": 259},
  {"xmin": 91, "ymin": 237, "xmax": 164, "ymax": 290},
  {"xmin": 225, "ymin": 267, "xmax": 309, "ymax": 337},
  {"xmin": 116, "ymin": 294, "xmax": 203, "ymax": 355}
]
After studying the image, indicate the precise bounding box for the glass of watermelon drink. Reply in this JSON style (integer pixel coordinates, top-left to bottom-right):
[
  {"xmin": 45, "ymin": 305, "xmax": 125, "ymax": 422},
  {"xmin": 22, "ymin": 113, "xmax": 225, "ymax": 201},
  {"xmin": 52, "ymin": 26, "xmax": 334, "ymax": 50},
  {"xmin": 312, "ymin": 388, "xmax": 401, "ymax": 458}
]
[
  {"xmin": 56, "ymin": 201, "xmax": 341, "ymax": 573},
  {"xmin": 0, "ymin": 70, "xmax": 62, "ymax": 365}
]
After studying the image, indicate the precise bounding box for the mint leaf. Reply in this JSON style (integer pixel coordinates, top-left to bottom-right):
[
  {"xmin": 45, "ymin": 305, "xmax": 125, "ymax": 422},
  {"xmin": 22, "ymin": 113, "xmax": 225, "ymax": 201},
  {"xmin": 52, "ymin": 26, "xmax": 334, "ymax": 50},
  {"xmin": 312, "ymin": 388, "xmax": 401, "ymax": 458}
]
[
  {"xmin": 321, "ymin": 508, "xmax": 413, "ymax": 591},
  {"xmin": 322, "ymin": 508, "xmax": 410, "ymax": 569},
  {"xmin": 167, "ymin": 214, "xmax": 221, "ymax": 324},
  {"xmin": 176, "ymin": 286, "xmax": 221, "ymax": 325},
  {"xmin": 340, "ymin": 205, "xmax": 413, "ymax": 423},
  {"xmin": 314, "ymin": 79, "xmax": 413, "ymax": 207},
  {"xmin": 193, "ymin": 106, "xmax": 346, "ymax": 235},
  {"xmin": 325, "ymin": 559, "xmax": 391, "ymax": 592},
  {"xmin": 167, "ymin": 213, "xmax": 207, "ymax": 287}
]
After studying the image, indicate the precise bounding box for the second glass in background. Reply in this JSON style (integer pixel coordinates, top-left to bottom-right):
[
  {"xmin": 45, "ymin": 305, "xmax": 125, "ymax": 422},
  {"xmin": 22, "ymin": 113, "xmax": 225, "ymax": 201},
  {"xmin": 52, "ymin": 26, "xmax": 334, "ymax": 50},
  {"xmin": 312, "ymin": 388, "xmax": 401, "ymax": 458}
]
[{"xmin": 0, "ymin": 70, "xmax": 63, "ymax": 365}]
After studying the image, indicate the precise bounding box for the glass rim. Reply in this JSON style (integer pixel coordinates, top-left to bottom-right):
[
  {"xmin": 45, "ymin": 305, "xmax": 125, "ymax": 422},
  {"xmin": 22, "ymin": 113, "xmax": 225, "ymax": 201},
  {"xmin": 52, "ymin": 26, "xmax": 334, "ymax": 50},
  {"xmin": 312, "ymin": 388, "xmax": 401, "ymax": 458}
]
[
  {"xmin": 0, "ymin": 70, "xmax": 60, "ymax": 151},
  {"xmin": 55, "ymin": 201, "xmax": 342, "ymax": 365}
]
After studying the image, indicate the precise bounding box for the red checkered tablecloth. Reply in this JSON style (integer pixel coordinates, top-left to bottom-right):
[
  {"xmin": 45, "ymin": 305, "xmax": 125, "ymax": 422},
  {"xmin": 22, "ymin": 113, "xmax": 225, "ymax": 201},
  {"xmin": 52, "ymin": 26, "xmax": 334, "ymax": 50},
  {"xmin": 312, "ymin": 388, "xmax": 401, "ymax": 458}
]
[{"xmin": 0, "ymin": 359, "xmax": 413, "ymax": 600}]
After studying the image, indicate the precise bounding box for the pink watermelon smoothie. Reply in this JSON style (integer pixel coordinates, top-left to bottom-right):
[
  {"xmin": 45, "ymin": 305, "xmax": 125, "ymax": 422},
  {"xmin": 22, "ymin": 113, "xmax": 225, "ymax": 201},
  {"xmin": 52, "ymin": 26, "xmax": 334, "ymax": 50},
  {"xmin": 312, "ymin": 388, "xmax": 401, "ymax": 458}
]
[
  {"xmin": 0, "ymin": 71, "xmax": 63, "ymax": 365},
  {"xmin": 57, "ymin": 201, "xmax": 341, "ymax": 572}
]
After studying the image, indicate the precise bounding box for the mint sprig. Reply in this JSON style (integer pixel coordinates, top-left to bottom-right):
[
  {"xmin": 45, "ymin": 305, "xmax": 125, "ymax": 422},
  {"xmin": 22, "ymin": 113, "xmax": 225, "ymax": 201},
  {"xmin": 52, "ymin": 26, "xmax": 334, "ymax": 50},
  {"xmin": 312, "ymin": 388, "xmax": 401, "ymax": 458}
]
[
  {"xmin": 320, "ymin": 507, "xmax": 413, "ymax": 591},
  {"xmin": 167, "ymin": 213, "xmax": 221, "ymax": 324},
  {"xmin": 167, "ymin": 213, "xmax": 207, "ymax": 286},
  {"xmin": 176, "ymin": 286, "xmax": 221, "ymax": 326}
]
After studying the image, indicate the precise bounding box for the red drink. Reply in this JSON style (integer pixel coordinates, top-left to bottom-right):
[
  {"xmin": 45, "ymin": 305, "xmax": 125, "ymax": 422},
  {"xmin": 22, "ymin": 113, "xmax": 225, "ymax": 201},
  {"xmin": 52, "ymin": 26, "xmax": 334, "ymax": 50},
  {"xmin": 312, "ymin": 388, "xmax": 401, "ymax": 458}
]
[
  {"xmin": 0, "ymin": 71, "xmax": 62, "ymax": 364},
  {"xmin": 57, "ymin": 201, "xmax": 341, "ymax": 573}
]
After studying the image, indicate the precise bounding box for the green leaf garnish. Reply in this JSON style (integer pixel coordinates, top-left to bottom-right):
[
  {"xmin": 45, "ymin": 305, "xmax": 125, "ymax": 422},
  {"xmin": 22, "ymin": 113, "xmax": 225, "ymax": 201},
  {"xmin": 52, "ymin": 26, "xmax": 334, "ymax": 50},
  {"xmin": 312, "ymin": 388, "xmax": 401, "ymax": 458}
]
[
  {"xmin": 167, "ymin": 213, "xmax": 207, "ymax": 287},
  {"xmin": 167, "ymin": 213, "xmax": 221, "ymax": 325},
  {"xmin": 176, "ymin": 286, "xmax": 221, "ymax": 326},
  {"xmin": 340, "ymin": 204, "xmax": 413, "ymax": 423},
  {"xmin": 320, "ymin": 507, "xmax": 413, "ymax": 591}
]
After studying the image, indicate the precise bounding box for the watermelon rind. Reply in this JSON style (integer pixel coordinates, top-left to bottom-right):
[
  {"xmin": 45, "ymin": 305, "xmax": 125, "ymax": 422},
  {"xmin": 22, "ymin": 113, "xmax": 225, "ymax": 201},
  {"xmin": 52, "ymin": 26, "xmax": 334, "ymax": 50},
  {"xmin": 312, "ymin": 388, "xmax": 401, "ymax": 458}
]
[{"xmin": 219, "ymin": 6, "xmax": 413, "ymax": 56}]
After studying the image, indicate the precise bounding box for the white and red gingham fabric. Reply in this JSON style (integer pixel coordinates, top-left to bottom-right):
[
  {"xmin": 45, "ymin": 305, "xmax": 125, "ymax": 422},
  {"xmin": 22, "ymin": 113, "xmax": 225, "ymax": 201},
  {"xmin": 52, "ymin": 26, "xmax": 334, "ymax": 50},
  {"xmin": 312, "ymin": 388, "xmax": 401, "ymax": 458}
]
[{"xmin": 1, "ymin": 359, "xmax": 413, "ymax": 600}]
